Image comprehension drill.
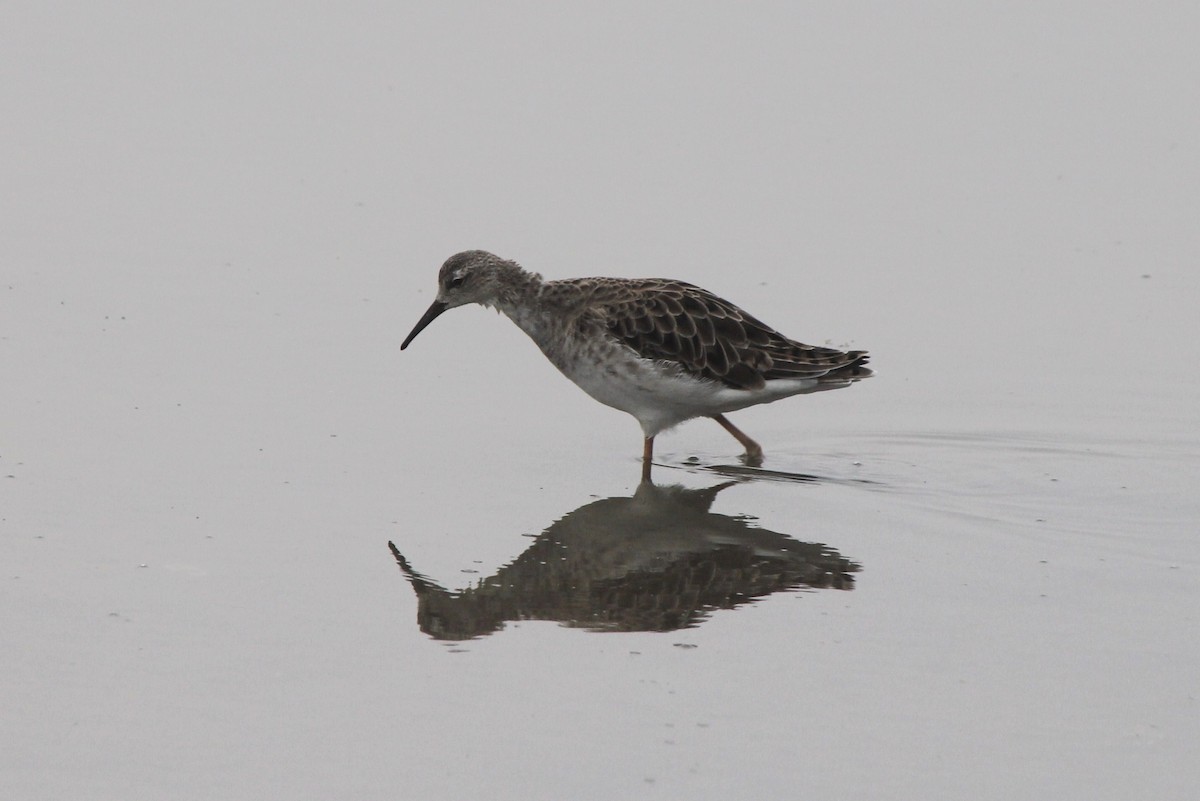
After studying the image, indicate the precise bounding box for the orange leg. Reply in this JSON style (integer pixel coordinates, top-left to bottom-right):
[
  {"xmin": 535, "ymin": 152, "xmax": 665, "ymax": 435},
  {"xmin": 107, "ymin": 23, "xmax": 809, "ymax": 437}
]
[
  {"xmin": 641, "ymin": 436, "xmax": 655, "ymax": 483},
  {"xmin": 711, "ymin": 414, "xmax": 764, "ymax": 465}
]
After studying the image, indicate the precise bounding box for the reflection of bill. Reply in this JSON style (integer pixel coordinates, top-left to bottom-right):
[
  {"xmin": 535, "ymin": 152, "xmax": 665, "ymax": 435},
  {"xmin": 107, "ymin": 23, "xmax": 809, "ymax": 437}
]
[{"xmin": 390, "ymin": 481, "xmax": 860, "ymax": 641}]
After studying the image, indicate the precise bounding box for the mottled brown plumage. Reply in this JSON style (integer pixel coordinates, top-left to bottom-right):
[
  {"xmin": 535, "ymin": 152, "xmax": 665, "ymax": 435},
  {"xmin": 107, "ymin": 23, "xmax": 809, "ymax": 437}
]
[{"xmin": 567, "ymin": 277, "xmax": 871, "ymax": 390}]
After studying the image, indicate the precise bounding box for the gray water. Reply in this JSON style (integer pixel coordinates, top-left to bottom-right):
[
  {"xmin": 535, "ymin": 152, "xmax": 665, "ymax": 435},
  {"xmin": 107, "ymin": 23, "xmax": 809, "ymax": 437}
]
[{"xmin": 3, "ymin": 5, "xmax": 1197, "ymax": 799}]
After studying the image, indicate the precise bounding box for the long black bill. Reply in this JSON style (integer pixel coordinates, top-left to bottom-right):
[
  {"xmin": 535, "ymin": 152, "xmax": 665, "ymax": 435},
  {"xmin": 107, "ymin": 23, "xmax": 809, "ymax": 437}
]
[{"xmin": 400, "ymin": 300, "xmax": 449, "ymax": 350}]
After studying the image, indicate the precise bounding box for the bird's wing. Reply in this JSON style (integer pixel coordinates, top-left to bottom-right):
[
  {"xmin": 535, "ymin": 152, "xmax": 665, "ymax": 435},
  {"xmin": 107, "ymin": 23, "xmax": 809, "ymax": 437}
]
[{"xmin": 590, "ymin": 279, "xmax": 869, "ymax": 390}]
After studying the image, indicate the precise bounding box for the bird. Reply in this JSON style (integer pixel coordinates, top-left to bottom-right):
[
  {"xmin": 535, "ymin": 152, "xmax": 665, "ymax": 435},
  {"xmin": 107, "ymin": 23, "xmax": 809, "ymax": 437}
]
[{"xmin": 401, "ymin": 250, "xmax": 871, "ymax": 476}]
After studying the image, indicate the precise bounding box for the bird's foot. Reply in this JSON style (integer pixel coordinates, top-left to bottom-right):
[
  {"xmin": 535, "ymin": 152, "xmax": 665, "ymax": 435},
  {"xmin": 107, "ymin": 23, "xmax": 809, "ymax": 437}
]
[{"xmin": 741, "ymin": 445, "xmax": 764, "ymax": 468}]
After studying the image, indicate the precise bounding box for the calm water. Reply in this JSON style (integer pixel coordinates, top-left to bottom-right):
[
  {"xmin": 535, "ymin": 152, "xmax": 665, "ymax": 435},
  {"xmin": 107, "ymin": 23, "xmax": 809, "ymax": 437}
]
[{"xmin": 4, "ymin": 5, "xmax": 1198, "ymax": 800}]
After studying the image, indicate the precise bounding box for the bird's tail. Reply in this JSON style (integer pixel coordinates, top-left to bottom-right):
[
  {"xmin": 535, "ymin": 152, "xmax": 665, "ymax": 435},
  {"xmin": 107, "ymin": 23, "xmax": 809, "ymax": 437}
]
[{"xmin": 820, "ymin": 350, "xmax": 872, "ymax": 382}]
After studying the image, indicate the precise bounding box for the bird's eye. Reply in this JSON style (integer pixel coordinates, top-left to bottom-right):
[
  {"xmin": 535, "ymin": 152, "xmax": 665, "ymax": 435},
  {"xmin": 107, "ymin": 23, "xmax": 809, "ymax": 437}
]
[{"xmin": 447, "ymin": 275, "xmax": 466, "ymax": 290}]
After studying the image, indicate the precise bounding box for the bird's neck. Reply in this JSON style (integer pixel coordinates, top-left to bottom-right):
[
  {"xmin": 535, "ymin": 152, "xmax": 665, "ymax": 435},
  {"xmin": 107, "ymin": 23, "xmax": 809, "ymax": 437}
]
[{"xmin": 487, "ymin": 263, "xmax": 551, "ymax": 338}]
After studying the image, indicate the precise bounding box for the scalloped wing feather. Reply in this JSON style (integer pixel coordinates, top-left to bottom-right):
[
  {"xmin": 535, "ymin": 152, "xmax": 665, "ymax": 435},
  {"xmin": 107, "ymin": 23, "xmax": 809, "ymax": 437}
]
[{"xmin": 590, "ymin": 279, "xmax": 871, "ymax": 390}]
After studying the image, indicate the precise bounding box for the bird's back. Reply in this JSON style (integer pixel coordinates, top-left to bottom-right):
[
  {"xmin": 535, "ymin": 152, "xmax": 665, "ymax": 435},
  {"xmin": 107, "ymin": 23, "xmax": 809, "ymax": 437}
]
[{"xmin": 550, "ymin": 277, "xmax": 871, "ymax": 391}]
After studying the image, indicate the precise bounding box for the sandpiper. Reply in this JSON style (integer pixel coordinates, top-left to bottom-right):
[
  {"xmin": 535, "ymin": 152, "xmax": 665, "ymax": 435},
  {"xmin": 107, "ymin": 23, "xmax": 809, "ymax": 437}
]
[{"xmin": 401, "ymin": 250, "xmax": 871, "ymax": 473}]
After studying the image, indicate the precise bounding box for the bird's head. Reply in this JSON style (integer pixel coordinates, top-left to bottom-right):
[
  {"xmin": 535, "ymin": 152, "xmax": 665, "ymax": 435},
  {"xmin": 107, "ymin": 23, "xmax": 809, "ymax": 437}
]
[{"xmin": 401, "ymin": 250, "xmax": 513, "ymax": 350}]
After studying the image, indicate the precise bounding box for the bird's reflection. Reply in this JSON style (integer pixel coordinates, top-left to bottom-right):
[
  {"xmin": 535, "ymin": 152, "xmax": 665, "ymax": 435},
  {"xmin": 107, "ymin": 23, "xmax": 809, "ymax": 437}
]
[{"xmin": 390, "ymin": 479, "xmax": 860, "ymax": 641}]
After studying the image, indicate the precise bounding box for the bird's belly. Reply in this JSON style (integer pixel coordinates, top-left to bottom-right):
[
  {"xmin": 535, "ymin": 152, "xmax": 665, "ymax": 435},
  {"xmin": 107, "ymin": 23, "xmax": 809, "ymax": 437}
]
[
  {"xmin": 552, "ymin": 344, "xmax": 819, "ymax": 436},
  {"xmin": 563, "ymin": 353, "xmax": 705, "ymax": 418}
]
